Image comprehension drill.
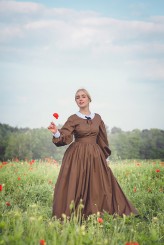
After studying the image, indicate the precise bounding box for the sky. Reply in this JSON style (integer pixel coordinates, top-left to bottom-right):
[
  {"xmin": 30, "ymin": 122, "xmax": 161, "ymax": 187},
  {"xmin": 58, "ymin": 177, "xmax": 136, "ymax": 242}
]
[{"xmin": 0, "ymin": 0, "xmax": 164, "ymax": 131}]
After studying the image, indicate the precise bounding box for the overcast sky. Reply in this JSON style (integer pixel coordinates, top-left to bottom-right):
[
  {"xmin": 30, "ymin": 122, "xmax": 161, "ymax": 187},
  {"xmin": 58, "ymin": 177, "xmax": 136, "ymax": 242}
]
[{"xmin": 0, "ymin": 0, "xmax": 164, "ymax": 131}]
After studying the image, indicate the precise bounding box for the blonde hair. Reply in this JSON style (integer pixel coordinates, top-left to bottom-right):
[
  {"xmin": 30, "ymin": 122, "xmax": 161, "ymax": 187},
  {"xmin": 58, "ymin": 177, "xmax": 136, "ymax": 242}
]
[{"xmin": 75, "ymin": 88, "xmax": 92, "ymax": 102}]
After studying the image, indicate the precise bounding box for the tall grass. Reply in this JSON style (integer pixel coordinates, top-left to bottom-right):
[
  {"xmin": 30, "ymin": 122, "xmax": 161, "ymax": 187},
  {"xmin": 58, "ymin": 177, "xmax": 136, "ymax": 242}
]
[{"xmin": 0, "ymin": 159, "xmax": 163, "ymax": 245}]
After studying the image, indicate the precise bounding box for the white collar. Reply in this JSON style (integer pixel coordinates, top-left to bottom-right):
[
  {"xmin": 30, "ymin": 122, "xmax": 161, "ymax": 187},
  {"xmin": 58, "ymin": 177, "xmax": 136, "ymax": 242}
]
[{"xmin": 76, "ymin": 111, "xmax": 95, "ymax": 120}]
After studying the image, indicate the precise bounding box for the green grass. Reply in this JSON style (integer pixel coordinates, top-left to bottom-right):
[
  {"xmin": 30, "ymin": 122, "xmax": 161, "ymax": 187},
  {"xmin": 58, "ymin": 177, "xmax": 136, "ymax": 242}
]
[{"xmin": 0, "ymin": 159, "xmax": 163, "ymax": 245}]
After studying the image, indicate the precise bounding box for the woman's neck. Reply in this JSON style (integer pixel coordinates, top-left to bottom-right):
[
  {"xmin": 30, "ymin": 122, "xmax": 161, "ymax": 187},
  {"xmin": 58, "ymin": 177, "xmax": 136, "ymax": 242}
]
[{"xmin": 79, "ymin": 108, "xmax": 91, "ymax": 116}]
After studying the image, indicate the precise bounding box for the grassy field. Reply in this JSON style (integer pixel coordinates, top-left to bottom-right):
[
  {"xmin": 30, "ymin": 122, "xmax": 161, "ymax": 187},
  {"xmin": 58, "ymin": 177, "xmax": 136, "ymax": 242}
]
[{"xmin": 0, "ymin": 159, "xmax": 163, "ymax": 245}]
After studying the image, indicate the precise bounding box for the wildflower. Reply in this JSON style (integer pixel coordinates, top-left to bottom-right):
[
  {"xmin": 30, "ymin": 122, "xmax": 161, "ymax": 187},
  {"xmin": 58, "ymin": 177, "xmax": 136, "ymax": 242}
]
[
  {"xmin": 104, "ymin": 239, "xmax": 108, "ymax": 244},
  {"xmin": 62, "ymin": 213, "xmax": 66, "ymax": 219},
  {"xmin": 29, "ymin": 217, "xmax": 36, "ymax": 222},
  {"xmin": 156, "ymin": 169, "xmax": 160, "ymax": 173},
  {"xmin": 29, "ymin": 160, "xmax": 35, "ymax": 165},
  {"xmin": 53, "ymin": 112, "xmax": 59, "ymax": 119},
  {"xmin": 6, "ymin": 202, "xmax": 11, "ymax": 206},
  {"xmin": 81, "ymin": 225, "xmax": 85, "ymax": 231},
  {"xmin": 133, "ymin": 187, "xmax": 137, "ymax": 192},
  {"xmin": 79, "ymin": 199, "xmax": 84, "ymax": 209},
  {"xmin": 97, "ymin": 217, "xmax": 103, "ymax": 224},
  {"xmin": 30, "ymin": 204, "xmax": 38, "ymax": 208},
  {"xmin": 2, "ymin": 162, "xmax": 7, "ymax": 165},
  {"xmin": 69, "ymin": 200, "xmax": 75, "ymax": 210},
  {"xmin": 0, "ymin": 185, "xmax": 3, "ymax": 191},
  {"xmin": 40, "ymin": 240, "xmax": 46, "ymax": 245},
  {"xmin": 152, "ymin": 217, "xmax": 158, "ymax": 223},
  {"xmin": 18, "ymin": 177, "xmax": 21, "ymax": 180}
]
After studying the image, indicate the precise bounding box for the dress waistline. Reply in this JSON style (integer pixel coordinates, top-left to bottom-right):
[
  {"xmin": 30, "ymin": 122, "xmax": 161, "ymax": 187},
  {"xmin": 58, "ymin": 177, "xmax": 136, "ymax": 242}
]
[{"xmin": 75, "ymin": 137, "xmax": 97, "ymax": 144}]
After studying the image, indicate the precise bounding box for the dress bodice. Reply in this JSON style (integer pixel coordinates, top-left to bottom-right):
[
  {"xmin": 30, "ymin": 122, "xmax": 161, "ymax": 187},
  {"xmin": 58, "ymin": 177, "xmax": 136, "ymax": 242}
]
[{"xmin": 52, "ymin": 113, "xmax": 111, "ymax": 158}]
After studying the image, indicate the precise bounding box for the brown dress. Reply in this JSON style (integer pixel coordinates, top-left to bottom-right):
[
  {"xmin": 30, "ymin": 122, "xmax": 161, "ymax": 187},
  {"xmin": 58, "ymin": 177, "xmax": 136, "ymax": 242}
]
[{"xmin": 52, "ymin": 113, "xmax": 138, "ymax": 218}]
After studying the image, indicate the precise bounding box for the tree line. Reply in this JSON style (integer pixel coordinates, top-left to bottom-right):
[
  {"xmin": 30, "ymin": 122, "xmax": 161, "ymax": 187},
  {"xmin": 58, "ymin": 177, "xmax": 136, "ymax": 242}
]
[{"xmin": 0, "ymin": 123, "xmax": 164, "ymax": 162}]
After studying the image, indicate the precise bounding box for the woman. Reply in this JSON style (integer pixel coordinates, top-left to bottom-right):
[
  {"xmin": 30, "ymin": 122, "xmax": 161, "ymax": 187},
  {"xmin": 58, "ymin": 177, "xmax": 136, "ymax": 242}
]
[{"xmin": 48, "ymin": 88, "xmax": 138, "ymax": 219}]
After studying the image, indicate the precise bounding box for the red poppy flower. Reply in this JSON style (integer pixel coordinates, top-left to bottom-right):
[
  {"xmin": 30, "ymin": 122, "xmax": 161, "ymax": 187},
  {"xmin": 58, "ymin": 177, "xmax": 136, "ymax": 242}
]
[
  {"xmin": 2, "ymin": 162, "xmax": 7, "ymax": 165},
  {"xmin": 53, "ymin": 113, "xmax": 59, "ymax": 119},
  {"xmin": 6, "ymin": 202, "xmax": 11, "ymax": 206},
  {"xmin": 156, "ymin": 169, "xmax": 160, "ymax": 173},
  {"xmin": 18, "ymin": 177, "xmax": 21, "ymax": 180},
  {"xmin": 133, "ymin": 187, "xmax": 137, "ymax": 192},
  {"xmin": 0, "ymin": 185, "xmax": 3, "ymax": 191},
  {"xmin": 97, "ymin": 217, "xmax": 103, "ymax": 224},
  {"xmin": 40, "ymin": 239, "xmax": 46, "ymax": 245},
  {"xmin": 29, "ymin": 159, "xmax": 35, "ymax": 165}
]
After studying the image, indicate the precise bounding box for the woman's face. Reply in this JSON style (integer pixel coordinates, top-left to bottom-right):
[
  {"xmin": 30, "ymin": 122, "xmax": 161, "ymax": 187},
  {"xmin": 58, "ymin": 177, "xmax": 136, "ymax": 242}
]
[{"xmin": 75, "ymin": 91, "xmax": 90, "ymax": 109}]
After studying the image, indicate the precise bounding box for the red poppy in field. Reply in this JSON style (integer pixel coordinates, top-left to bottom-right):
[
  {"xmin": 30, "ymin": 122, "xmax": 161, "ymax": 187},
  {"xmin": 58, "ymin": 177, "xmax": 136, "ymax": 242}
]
[
  {"xmin": 97, "ymin": 217, "xmax": 103, "ymax": 224},
  {"xmin": 6, "ymin": 202, "xmax": 11, "ymax": 206},
  {"xmin": 2, "ymin": 162, "xmax": 8, "ymax": 165},
  {"xmin": 13, "ymin": 158, "xmax": 19, "ymax": 162},
  {"xmin": 53, "ymin": 113, "xmax": 59, "ymax": 119},
  {"xmin": 133, "ymin": 187, "xmax": 137, "ymax": 192},
  {"xmin": 29, "ymin": 159, "xmax": 35, "ymax": 165},
  {"xmin": 156, "ymin": 169, "xmax": 160, "ymax": 173},
  {"xmin": 40, "ymin": 239, "xmax": 46, "ymax": 245},
  {"xmin": 0, "ymin": 185, "xmax": 3, "ymax": 191},
  {"xmin": 18, "ymin": 177, "xmax": 21, "ymax": 180},
  {"xmin": 125, "ymin": 242, "xmax": 139, "ymax": 245}
]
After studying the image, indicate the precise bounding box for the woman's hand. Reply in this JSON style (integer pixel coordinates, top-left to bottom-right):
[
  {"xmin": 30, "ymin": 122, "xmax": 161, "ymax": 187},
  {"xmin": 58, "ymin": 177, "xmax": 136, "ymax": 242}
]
[{"xmin": 48, "ymin": 122, "xmax": 58, "ymax": 134}]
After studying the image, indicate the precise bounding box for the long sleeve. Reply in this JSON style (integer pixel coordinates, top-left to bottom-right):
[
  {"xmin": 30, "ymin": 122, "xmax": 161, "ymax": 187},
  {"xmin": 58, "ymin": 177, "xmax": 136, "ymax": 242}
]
[
  {"xmin": 97, "ymin": 120, "xmax": 111, "ymax": 159},
  {"xmin": 52, "ymin": 116, "xmax": 75, "ymax": 147}
]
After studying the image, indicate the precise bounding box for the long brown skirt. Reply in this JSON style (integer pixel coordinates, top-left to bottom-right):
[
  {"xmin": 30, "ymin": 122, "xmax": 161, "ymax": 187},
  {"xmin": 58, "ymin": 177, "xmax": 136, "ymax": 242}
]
[{"xmin": 52, "ymin": 140, "xmax": 138, "ymax": 219}]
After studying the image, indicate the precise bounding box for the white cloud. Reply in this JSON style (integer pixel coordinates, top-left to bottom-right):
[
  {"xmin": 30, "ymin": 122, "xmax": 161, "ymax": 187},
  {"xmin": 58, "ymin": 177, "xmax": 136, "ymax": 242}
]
[
  {"xmin": 0, "ymin": 1, "xmax": 164, "ymax": 45},
  {"xmin": 0, "ymin": 0, "xmax": 44, "ymax": 14},
  {"xmin": 151, "ymin": 16, "xmax": 164, "ymax": 23},
  {"xmin": 0, "ymin": 26, "xmax": 23, "ymax": 42},
  {"xmin": 0, "ymin": 1, "xmax": 164, "ymax": 130}
]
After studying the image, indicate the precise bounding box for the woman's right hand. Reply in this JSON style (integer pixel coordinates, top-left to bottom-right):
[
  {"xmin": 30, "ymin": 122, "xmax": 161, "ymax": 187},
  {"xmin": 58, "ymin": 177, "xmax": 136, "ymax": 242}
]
[{"xmin": 48, "ymin": 122, "xmax": 58, "ymax": 134}]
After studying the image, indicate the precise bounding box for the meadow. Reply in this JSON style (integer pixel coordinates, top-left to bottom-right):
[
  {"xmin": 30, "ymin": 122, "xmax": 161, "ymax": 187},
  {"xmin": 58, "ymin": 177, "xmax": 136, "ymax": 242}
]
[{"xmin": 0, "ymin": 159, "xmax": 163, "ymax": 245}]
